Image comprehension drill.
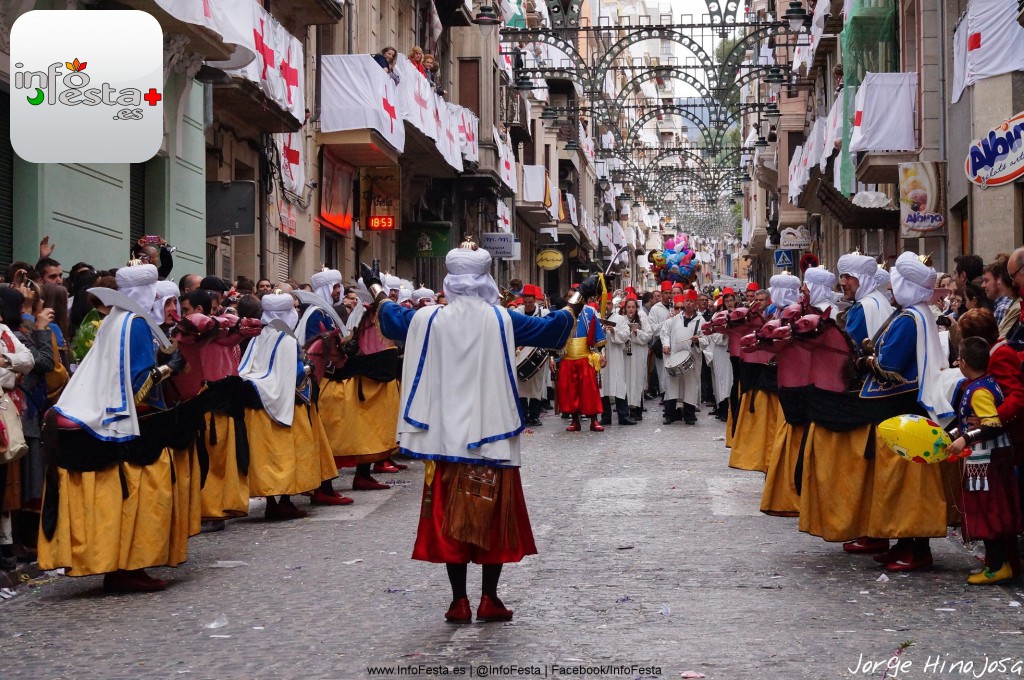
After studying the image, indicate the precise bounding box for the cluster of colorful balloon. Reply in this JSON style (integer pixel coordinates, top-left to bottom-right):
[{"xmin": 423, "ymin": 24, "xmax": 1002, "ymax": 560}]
[{"xmin": 647, "ymin": 234, "xmax": 700, "ymax": 285}]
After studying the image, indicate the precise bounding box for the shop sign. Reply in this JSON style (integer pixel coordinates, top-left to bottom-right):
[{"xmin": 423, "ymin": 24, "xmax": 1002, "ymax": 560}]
[
  {"xmin": 481, "ymin": 232, "xmax": 516, "ymax": 259},
  {"xmin": 359, "ymin": 167, "xmax": 400, "ymax": 230},
  {"xmin": 899, "ymin": 162, "xmax": 946, "ymax": 237},
  {"xmin": 535, "ymin": 249, "xmax": 564, "ymax": 270},
  {"xmin": 779, "ymin": 225, "xmax": 811, "ymax": 249},
  {"xmin": 965, "ymin": 111, "xmax": 1024, "ymax": 188},
  {"xmin": 397, "ymin": 222, "xmax": 451, "ymax": 259}
]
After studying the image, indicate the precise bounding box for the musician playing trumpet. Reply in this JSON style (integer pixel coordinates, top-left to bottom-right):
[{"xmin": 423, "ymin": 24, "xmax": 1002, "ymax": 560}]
[{"xmin": 660, "ymin": 290, "xmax": 706, "ymax": 425}]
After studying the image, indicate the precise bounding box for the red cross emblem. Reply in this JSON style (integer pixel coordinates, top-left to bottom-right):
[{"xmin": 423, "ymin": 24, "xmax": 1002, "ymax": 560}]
[
  {"xmin": 382, "ymin": 95, "xmax": 396, "ymax": 133},
  {"xmin": 854, "ymin": 110, "xmax": 863, "ymax": 127},
  {"xmin": 253, "ymin": 19, "xmax": 275, "ymax": 81},
  {"xmin": 413, "ymin": 88, "xmax": 428, "ymax": 112},
  {"xmin": 282, "ymin": 135, "xmax": 300, "ymax": 166},
  {"xmin": 446, "ymin": 127, "xmax": 455, "ymax": 146},
  {"xmin": 143, "ymin": 88, "xmax": 162, "ymax": 106},
  {"xmin": 202, "ymin": 0, "xmax": 211, "ymax": 18},
  {"xmin": 281, "ymin": 46, "xmax": 299, "ymax": 105}
]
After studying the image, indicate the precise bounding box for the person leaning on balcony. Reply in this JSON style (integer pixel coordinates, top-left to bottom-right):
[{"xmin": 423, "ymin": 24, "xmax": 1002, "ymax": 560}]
[
  {"xmin": 408, "ymin": 46, "xmax": 427, "ymax": 76},
  {"xmin": 423, "ymin": 53, "xmax": 446, "ymax": 97},
  {"xmin": 372, "ymin": 47, "xmax": 400, "ymax": 85}
]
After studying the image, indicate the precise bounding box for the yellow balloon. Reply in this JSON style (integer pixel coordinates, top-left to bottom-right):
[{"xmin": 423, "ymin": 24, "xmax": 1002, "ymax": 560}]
[{"xmin": 877, "ymin": 414, "xmax": 952, "ymax": 464}]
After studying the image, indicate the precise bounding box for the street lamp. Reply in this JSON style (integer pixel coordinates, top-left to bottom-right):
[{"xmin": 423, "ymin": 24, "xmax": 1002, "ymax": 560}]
[
  {"xmin": 765, "ymin": 67, "xmax": 785, "ymax": 96},
  {"xmin": 783, "ymin": 1, "xmax": 808, "ymax": 32},
  {"xmin": 474, "ymin": 5, "xmax": 501, "ymax": 38},
  {"xmin": 764, "ymin": 101, "xmax": 781, "ymax": 127},
  {"xmin": 598, "ymin": 175, "xmax": 610, "ymax": 191}
]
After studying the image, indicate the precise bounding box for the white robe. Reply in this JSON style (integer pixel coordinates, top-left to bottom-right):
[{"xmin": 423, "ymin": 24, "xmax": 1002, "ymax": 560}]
[
  {"xmin": 707, "ymin": 331, "xmax": 733, "ymax": 403},
  {"xmin": 398, "ymin": 296, "xmax": 523, "ymax": 467},
  {"xmin": 514, "ymin": 304, "xmax": 548, "ymax": 401},
  {"xmin": 861, "ymin": 289, "xmax": 894, "ymax": 339},
  {"xmin": 603, "ymin": 312, "xmax": 652, "ymax": 404},
  {"xmin": 660, "ymin": 312, "xmax": 705, "ymax": 405},
  {"xmin": 646, "ymin": 302, "xmax": 671, "ymax": 391},
  {"xmin": 238, "ymin": 326, "xmax": 299, "ymax": 426}
]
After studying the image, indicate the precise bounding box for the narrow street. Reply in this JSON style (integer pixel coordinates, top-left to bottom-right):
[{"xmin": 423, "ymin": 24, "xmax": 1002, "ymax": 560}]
[{"xmin": 3, "ymin": 406, "xmax": 1023, "ymax": 679}]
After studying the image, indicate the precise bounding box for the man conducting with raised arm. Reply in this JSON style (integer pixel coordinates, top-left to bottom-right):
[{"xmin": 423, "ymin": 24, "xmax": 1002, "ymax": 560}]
[{"xmin": 368, "ymin": 237, "xmax": 596, "ymax": 625}]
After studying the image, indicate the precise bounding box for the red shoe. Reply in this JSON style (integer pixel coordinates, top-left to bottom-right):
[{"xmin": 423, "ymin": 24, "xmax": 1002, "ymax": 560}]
[
  {"xmin": 389, "ymin": 459, "xmax": 409, "ymax": 470},
  {"xmin": 103, "ymin": 569, "xmax": 167, "ymax": 593},
  {"xmin": 589, "ymin": 420, "xmax": 605, "ymax": 432},
  {"xmin": 565, "ymin": 418, "xmax": 582, "ymax": 432},
  {"xmin": 843, "ymin": 538, "xmax": 890, "ymax": 555},
  {"xmin": 311, "ymin": 489, "xmax": 355, "ymax": 506},
  {"xmin": 445, "ymin": 596, "xmax": 472, "ymax": 624},
  {"xmin": 265, "ymin": 499, "xmax": 308, "ymax": 520},
  {"xmin": 353, "ymin": 475, "xmax": 390, "ymax": 491},
  {"xmin": 885, "ymin": 553, "xmax": 934, "ymax": 572},
  {"xmin": 372, "ymin": 461, "xmax": 401, "ymax": 474},
  {"xmin": 476, "ymin": 594, "xmax": 514, "ymax": 622},
  {"xmin": 873, "ymin": 544, "xmax": 912, "ymax": 564}
]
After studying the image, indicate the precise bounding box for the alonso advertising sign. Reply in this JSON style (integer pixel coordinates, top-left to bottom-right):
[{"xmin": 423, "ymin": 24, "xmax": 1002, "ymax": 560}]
[{"xmin": 965, "ymin": 111, "xmax": 1024, "ymax": 188}]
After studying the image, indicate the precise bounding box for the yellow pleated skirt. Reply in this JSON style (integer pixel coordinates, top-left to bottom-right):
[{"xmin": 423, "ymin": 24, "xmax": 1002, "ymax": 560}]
[
  {"xmin": 798, "ymin": 423, "xmax": 876, "ymax": 542},
  {"xmin": 319, "ymin": 377, "xmax": 399, "ymax": 465},
  {"xmin": 245, "ymin": 402, "xmax": 335, "ymax": 498},
  {"xmin": 200, "ymin": 412, "xmax": 250, "ymax": 520},
  {"xmin": 169, "ymin": 444, "xmax": 202, "ymax": 566},
  {"xmin": 760, "ymin": 420, "xmax": 804, "ymax": 517},
  {"xmin": 37, "ymin": 449, "xmax": 180, "ymax": 576},
  {"xmin": 728, "ymin": 390, "xmax": 776, "ymax": 472},
  {"xmin": 867, "ymin": 436, "xmax": 949, "ymax": 539}
]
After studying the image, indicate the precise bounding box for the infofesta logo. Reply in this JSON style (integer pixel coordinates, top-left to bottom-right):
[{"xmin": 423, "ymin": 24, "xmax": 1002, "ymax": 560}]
[{"xmin": 10, "ymin": 11, "xmax": 163, "ymax": 163}]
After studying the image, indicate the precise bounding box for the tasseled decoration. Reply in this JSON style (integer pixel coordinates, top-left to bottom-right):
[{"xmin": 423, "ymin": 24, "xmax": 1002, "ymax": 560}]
[{"xmin": 966, "ymin": 462, "xmax": 990, "ymax": 491}]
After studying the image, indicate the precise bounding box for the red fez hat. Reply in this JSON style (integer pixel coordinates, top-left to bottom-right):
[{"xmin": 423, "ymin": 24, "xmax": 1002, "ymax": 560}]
[
  {"xmin": 572, "ymin": 283, "xmax": 581, "ymax": 289},
  {"xmin": 672, "ymin": 294, "xmax": 686, "ymax": 305},
  {"xmin": 683, "ymin": 289, "xmax": 698, "ymax": 301},
  {"xmin": 660, "ymin": 281, "xmax": 673, "ymax": 292},
  {"xmin": 722, "ymin": 287, "xmax": 735, "ymax": 295},
  {"xmin": 626, "ymin": 286, "xmax": 637, "ymax": 296},
  {"xmin": 523, "ymin": 284, "xmax": 542, "ymax": 298},
  {"xmin": 746, "ymin": 282, "xmax": 760, "ymax": 291},
  {"xmin": 625, "ymin": 291, "xmax": 638, "ymax": 301}
]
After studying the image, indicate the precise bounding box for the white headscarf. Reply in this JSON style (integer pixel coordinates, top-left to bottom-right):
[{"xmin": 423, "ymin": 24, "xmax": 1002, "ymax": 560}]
[
  {"xmin": 398, "ymin": 287, "xmax": 413, "ymax": 305},
  {"xmin": 769, "ymin": 273, "xmax": 801, "ymax": 309},
  {"xmin": 837, "ymin": 253, "xmax": 879, "ymax": 301},
  {"xmin": 874, "ymin": 267, "xmax": 890, "ymax": 290},
  {"xmin": 383, "ymin": 275, "xmax": 402, "ymax": 295},
  {"xmin": 412, "ymin": 287, "xmax": 435, "ymax": 306},
  {"xmin": 804, "ymin": 266, "xmax": 837, "ymax": 308},
  {"xmin": 260, "ymin": 292, "xmax": 298, "ymax": 328},
  {"xmin": 310, "ymin": 269, "xmax": 342, "ymax": 306},
  {"xmin": 443, "ymin": 247, "xmax": 500, "ymax": 305},
  {"xmin": 151, "ymin": 280, "xmax": 180, "ymax": 325},
  {"xmin": 115, "ymin": 264, "xmax": 159, "ymax": 314},
  {"xmin": 891, "ymin": 252, "xmax": 936, "ymax": 308}
]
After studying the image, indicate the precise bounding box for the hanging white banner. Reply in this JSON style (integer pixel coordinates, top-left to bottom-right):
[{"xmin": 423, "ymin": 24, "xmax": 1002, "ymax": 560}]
[{"xmin": 321, "ymin": 55, "xmax": 405, "ymax": 153}]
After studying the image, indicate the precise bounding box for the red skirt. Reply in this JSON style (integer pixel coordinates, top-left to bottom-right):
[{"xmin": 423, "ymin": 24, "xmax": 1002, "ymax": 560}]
[
  {"xmin": 412, "ymin": 462, "xmax": 537, "ymax": 565},
  {"xmin": 556, "ymin": 357, "xmax": 603, "ymax": 416},
  {"xmin": 960, "ymin": 448, "xmax": 1023, "ymax": 541}
]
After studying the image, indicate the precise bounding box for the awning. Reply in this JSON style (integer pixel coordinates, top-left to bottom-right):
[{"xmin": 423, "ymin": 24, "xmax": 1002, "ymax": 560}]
[{"xmin": 816, "ymin": 180, "xmax": 899, "ymax": 230}]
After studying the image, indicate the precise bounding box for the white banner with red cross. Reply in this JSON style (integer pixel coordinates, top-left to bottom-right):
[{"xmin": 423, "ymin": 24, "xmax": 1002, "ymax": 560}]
[
  {"xmin": 848, "ymin": 72, "xmax": 917, "ymax": 154},
  {"xmin": 455, "ymin": 105, "xmax": 480, "ymax": 162},
  {"xmin": 394, "ymin": 54, "xmax": 438, "ymax": 141},
  {"xmin": 274, "ymin": 131, "xmax": 305, "ymax": 195},
  {"xmin": 494, "ymin": 126, "xmax": 517, "ymax": 193},
  {"xmin": 952, "ymin": 0, "xmax": 1024, "ymax": 104},
  {"xmin": 436, "ymin": 98, "xmax": 464, "ymax": 172},
  {"xmin": 321, "ymin": 55, "xmax": 405, "ymax": 153},
  {"xmin": 496, "ymin": 199, "xmax": 512, "ymax": 233}
]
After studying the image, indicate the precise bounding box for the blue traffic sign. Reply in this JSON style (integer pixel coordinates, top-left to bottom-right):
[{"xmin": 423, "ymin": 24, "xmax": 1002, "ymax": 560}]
[{"xmin": 774, "ymin": 249, "xmax": 795, "ymax": 269}]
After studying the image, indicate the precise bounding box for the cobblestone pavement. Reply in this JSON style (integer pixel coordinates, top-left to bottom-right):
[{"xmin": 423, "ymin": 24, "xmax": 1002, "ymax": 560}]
[{"xmin": 3, "ymin": 401, "xmax": 1024, "ymax": 680}]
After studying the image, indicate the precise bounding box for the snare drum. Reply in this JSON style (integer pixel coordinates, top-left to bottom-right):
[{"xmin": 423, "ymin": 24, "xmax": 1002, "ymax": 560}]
[
  {"xmin": 665, "ymin": 350, "xmax": 695, "ymax": 376},
  {"xmin": 516, "ymin": 346, "xmax": 548, "ymax": 381}
]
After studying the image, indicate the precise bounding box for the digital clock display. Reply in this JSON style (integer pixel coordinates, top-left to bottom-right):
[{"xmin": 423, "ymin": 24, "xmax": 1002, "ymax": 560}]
[{"xmin": 367, "ymin": 215, "xmax": 396, "ymax": 230}]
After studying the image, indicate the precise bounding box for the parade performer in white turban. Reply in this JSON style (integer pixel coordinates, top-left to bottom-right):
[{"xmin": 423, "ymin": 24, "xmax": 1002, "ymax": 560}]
[
  {"xmin": 800, "ymin": 254, "xmax": 899, "ymax": 553},
  {"xmin": 854, "ymin": 252, "xmax": 957, "ymax": 572},
  {"xmin": 39, "ymin": 264, "xmax": 194, "ymax": 592},
  {"xmin": 804, "ymin": 266, "xmax": 839, "ymax": 315},
  {"xmin": 371, "ymin": 238, "xmax": 592, "ymax": 624},
  {"xmin": 241, "ymin": 293, "xmax": 336, "ymax": 520}
]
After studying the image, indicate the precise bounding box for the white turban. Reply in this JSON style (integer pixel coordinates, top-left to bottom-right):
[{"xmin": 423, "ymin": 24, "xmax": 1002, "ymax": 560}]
[
  {"xmin": 769, "ymin": 273, "xmax": 801, "ymax": 309},
  {"xmin": 152, "ymin": 279, "xmax": 180, "ymax": 325},
  {"xmin": 310, "ymin": 269, "xmax": 342, "ymax": 306},
  {"xmin": 398, "ymin": 287, "xmax": 413, "ymax": 304},
  {"xmin": 443, "ymin": 247, "xmax": 500, "ymax": 305},
  {"xmin": 804, "ymin": 267, "xmax": 837, "ymax": 308},
  {"xmin": 874, "ymin": 268, "xmax": 890, "ymax": 290},
  {"xmin": 115, "ymin": 264, "xmax": 158, "ymax": 315},
  {"xmin": 891, "ymin": 252, "xmax": 936, "ymax": 308},
  {"xmin": 260, "ymin": 292, "xmax": 298, "ymax": 328},
  {"xmin": 837, "ymin": 253, "xmax": 879, "ymax": 300},
  {"xmin": 412, "ymin": 287, "xmax": 435, "ymax": 306},
  {"xmin": 383, "ymin": 275, "xmax": 402, "ymax": 295}
]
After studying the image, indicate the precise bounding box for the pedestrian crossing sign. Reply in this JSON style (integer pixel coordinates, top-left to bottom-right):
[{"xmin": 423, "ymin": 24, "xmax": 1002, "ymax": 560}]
[{"xmin": 774, "ymin": 249, "xmax": 794, "ymax": 269}]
